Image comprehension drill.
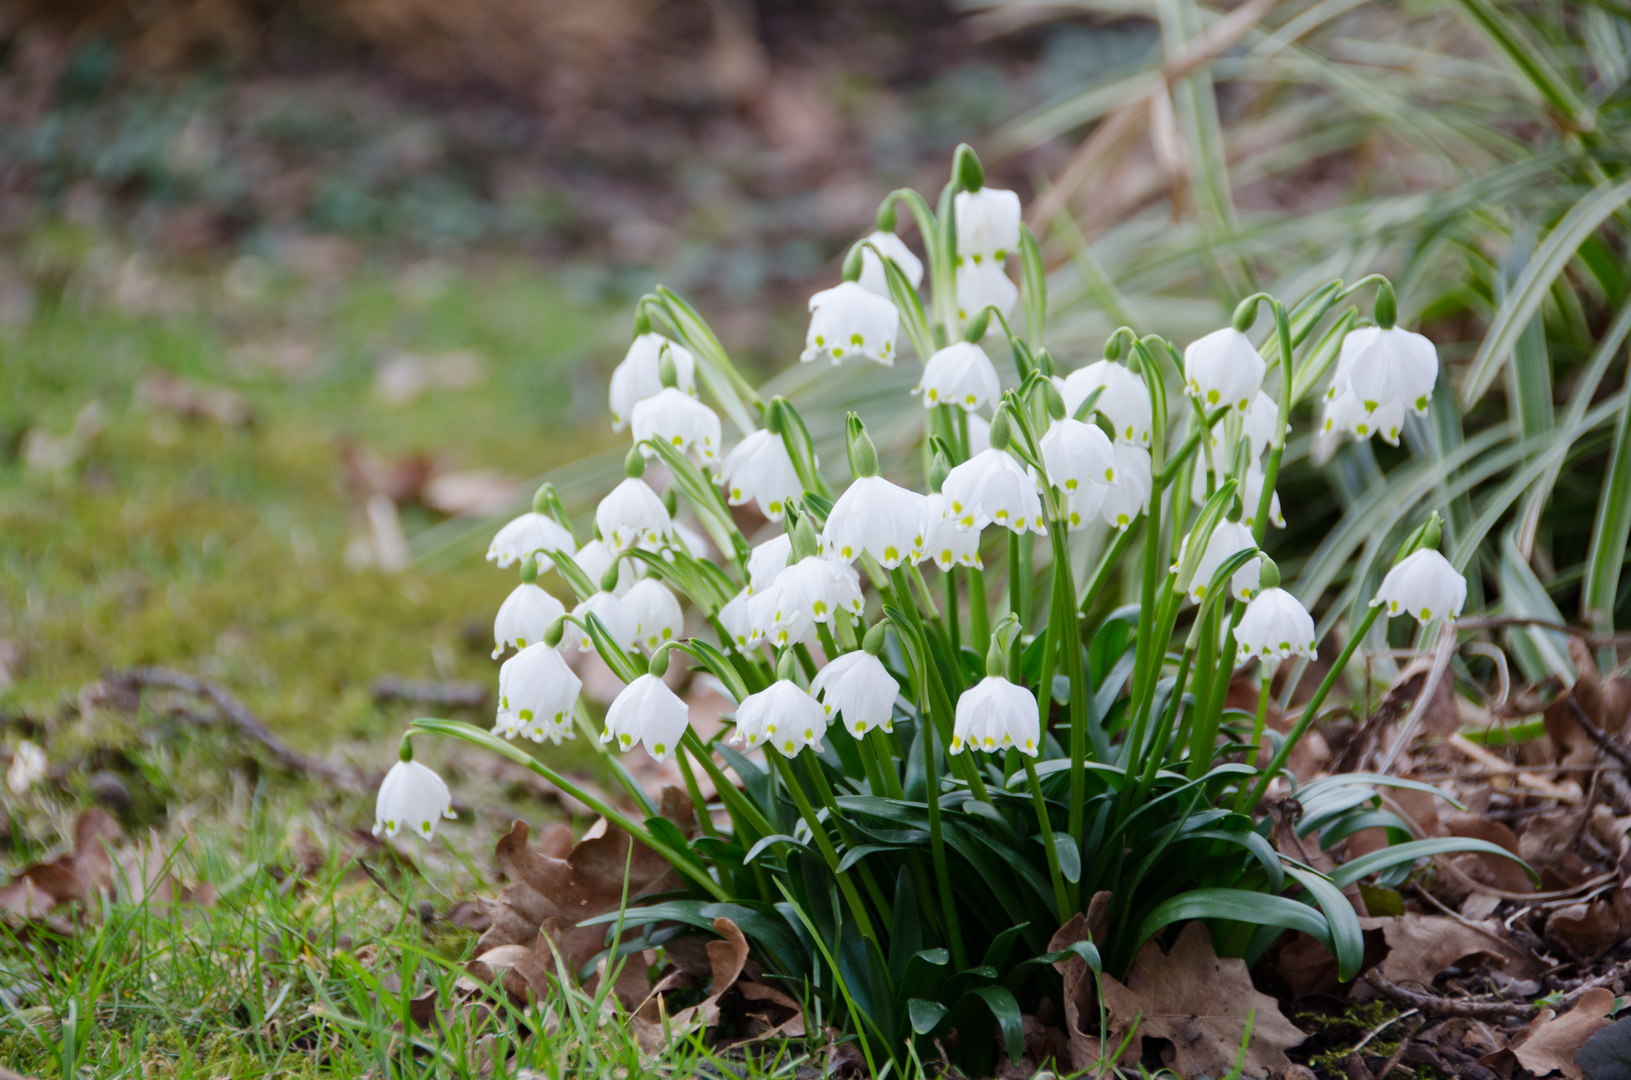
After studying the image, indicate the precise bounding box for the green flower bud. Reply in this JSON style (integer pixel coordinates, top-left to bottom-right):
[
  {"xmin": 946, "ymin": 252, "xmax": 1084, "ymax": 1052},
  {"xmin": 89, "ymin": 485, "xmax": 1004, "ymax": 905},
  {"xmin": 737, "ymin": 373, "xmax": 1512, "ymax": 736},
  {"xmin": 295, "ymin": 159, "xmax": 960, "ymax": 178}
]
[
  {"xmin": 790, "ymin": 512, "xmax": 819, "ymax": 561},
  {"xmin": 928, "ymin": 449, "xmax": 951, "ymax": 494},
  {"xmin": 520, "ymin": 555, "xmax": 540, "ymax": 585},
  {"xmin": 600, "ymin": 561, "xmax": 623, "ymax": 594},
  {"xmin": 658, "ymin": 345, "xmax": 678, "ymax": 389},
  {"xmin": 1422, "ymin": 512, "xmax": 1441, "ymax": 551},
  {"xmin": 1044, "ymin": 379, "xmax": 1067, "ymax": 421},
  {"xmin": 862, "ymin": 621, "xmax": 889, "ymax": 656},
  {"xmin": 633, "ymin": 306, "xmax": 652, "ymax": 337},
  {"xmin": 544, "ymin": 615, "xmax": 567, "ymax": 648},
  {"xmin": 398, "ymin": 734, "xmax": 414, "ymax": 763},
  {"xmin": 765, "ymin": 398, "xmax": 784, "ymax": 436},
  {"xmin": 648, "ymin": 642, "xmax": 673, "ymax": 679},
  {"xmin": 1036, "ymin": 347, "xmax": 1056, "ymax": 379},
  {"xmin": 842, "ymin": 243, "xmax": 865, "ymax": 284},
  {"xmin": 532, "ymin": 483, "xmax": 555, "ymax": 516},
  {"xmin": 1374, "ymin": 279, "xmax": 1397, "ymax": 330},
  {"xmin": 846, "ymin": 413, "xmax": 879, "ymax": 478},
  {"xmin": 875, "ymin": 199, "xmax": 898, "ymax": 234},
  {"xmin": 1103, "ymin": 333, "xmax": 1124, "ymax": 361},
  {"xmin": 1232, "ymin": 296, "xmax": 1259, "ymax": 334},
  {"xmin": 963, "ymin": 307, "xmax": 992, "ymax": 344},
  {"xmin": 661, "ymin": 485, "xmax": 678, "ymax": 517},
  {"xmin": 625, "ymin": 446, "xmax": 646, "ymax": 479},
  {"xmin": 954, "ymin": 143, "xmax": 984, "ymax": 192},
  {"xmin": 1258, "ymin": 559, "xmax": 1281, "ymax": 590},
  {"xmin": 775, "ymin": 648, "xmax": 798, "ymax": 683},
  {"xmin": 988, "ymin": 407, "xmax": 1012, "ymax": 451}
]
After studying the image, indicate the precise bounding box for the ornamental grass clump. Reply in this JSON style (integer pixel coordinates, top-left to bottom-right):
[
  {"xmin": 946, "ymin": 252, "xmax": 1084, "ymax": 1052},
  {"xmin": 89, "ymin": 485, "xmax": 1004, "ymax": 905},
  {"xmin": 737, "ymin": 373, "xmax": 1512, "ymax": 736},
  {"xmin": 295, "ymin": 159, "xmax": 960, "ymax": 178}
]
[{"xmin": 379, "ymin": 146, "xmax": 1527, "ymax": 1074}]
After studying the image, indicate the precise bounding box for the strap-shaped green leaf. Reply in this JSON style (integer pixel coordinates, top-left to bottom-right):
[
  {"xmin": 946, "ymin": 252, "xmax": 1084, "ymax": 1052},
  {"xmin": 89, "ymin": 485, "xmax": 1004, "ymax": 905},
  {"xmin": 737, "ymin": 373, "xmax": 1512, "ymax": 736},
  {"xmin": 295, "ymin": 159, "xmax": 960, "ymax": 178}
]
[{"xmin": 1330, "ymin": 837, "xmax": 1538, "ymax": 889}]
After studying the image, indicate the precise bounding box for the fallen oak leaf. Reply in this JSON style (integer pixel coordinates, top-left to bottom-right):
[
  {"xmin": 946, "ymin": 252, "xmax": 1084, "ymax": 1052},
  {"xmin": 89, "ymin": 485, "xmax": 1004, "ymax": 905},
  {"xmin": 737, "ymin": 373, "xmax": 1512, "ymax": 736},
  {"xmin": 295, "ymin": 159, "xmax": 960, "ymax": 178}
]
[
  {"xmin": 1357, "ymin": 913, "xmax": 1539, "ymax": 991},
  {"xmin": 1486, "ymin": 987, "xmax": 1618, "ymax": 1080}
]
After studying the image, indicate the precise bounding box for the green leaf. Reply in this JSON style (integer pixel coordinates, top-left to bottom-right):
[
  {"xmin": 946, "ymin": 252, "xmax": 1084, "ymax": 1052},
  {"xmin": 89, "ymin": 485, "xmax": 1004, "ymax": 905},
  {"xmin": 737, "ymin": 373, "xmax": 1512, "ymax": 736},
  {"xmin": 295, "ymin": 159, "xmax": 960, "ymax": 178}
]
[
  {"xmin": 1583, "ymin": 383, "xmax": 1631, "ymax": 639},
  {"xmin": 963, "ymin": 984, "xmax": 1027, "ymax": 1065},
  {"xmin": 1283, "ymin": 865, "xmax": 1364, "ymax": 981},
  {"xmin": 1019, "ymin": 223, "xmax": 1047, "ymax": 347},
  {"xmin": 1330, "ymin": 837, "xmax": 1538, "ymax": 889},
  {"xmin": 908, "ymin": 998, "xmax": 948, "ymax": 1035},
  {"xmin": 1134, "ymin": 888, "xmax": 1336, "ymax": 954},
  {"xmin": 877, "ymin": 243, "xmax": 934, "ymax": 363},
  {"xmin": 1054, "ymin": 832, "xmax": 1081, "ymax": 884}
]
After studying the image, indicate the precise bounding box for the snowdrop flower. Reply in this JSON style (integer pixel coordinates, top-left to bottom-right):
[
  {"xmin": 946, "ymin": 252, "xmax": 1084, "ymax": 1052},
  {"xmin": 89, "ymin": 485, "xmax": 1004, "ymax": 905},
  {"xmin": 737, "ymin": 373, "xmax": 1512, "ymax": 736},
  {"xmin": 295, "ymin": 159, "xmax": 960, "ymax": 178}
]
[
  {"xmin": 567, "ymin": 592, "xmax": 638, "ymax": 654},
  {"xmin": 720, "ymin": 430, "xmax": 802, "ymax": 521},
  {"xmin": 1322, "ymin": 385, "xmax": 1405, "ymax": 446},
  {"xmin": 732, "ymin": 680, "xmax": 829, "ymax": 756},
  {"xmin": 747, "ymin": 533, "xmax": 793, "ymax": 593},
  {"xmin": 601, "ymin": 674, "xmax": 690, "ymax": 763},
  {"xmin": 595, "ymin": 478, "xmax": 672, "ymax": 554},
  {"xmin": 858, "ymin": 231, "xmax": 923, "ymax": 297},
  {"xmin": 1057, "ymin": 361, "xmax": 1152, "ymax": 446},
  {"xmin": 623, "ymin": 578, "xmax": 683, "ymax": 651},
  {"xmin": 955, "ymin": 261, "xmax": 1018, "ymax": 324},
  {"xmin": 719, "ymin": 588, "xmax": 768, "ymax": 652},
  {"xmin": 1174, "ymin": 520, "xmax": 1261, "ymax": 603},
  {"xmin": 1334, "ymin": 325, "xmax": 1438, "ymax": 418},
  {"xmin": 575, "ymin": 538, "xmax": 639, "ymax": 596},
  {"xmin": 919, "ymin": 492, "xmax": 983, "ymax": 570},
  {"xmin": 950, "ymin": 676, "xmax": 1040, "ymax": 756},
  {"xmin": 954, "ymin": 186, "xmax": 1021, "ymax": 264},
  {"xmin": 492, "ymin": 583, "xmax": 566, "ymax": 658},
  {"xmin": 823, "ymin": 476, "xmax": 925, "ymax": 567},
  {"xmin": 770, "ymin": 556, "xmax": 865, "ymax": 629},
  {"xmin": 373, "ymin": 753, "xmax": 456, "ymax": 840},
  {"xmin": 811, "ymin": 652, "xmax": 899, "ymax": 737},
  {"xmin": 916, "ymin": 341, "xmax": 1002, "ymax": 412},
  {"xmin": 1236, "ymin": 588, "xmax": 1317, "ymax": 664},
  {"xmin": 610, "ymin": 334, "xmax": 696, "ymax": 431},
  {"xmin": 1371, "ymin": 549, "xmax": 1466, "ymax": 624},
  {"xmin": 1096, "ymin": 444, "xmax": 1153, "ymax": 529},
  {"xmin": 487, "ymin": 512, "xmax": 575, "ymax": 568},
  {"xmin": 801, "ymin": 282, "xmax": 899, "ymax": 366},
  {"xmin": 1040, "ymin": 418, "xmax": 1116, "ymax": 495},
  {"xmin": 631, "ymin": 387, "xmax": 722, "ymax": 467},
  {"xmin": 942, "ymin": 449, "xmax": 1046, "ymax": 534},
  {"xmin": 1184, "ymin": 327, "xmax": 1266, "ymax": 413},
  {"xmin": 495, "ymin": 643, "xmax": 581, "ymax": 743}
]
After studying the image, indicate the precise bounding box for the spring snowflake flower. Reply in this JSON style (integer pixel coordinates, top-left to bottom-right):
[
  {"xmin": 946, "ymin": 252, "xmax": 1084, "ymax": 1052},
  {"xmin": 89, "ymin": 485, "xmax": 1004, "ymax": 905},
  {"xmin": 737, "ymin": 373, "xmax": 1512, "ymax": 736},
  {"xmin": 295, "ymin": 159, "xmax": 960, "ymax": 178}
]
[
  {"xmin": 748, "ymin": 533, "xmax": 793, "ymax": 593},
  {"xmin": 731, "ymin": 679, "xmax": 829, "ymax": 756},
  {"xmin": 1095, "ymin": 444, "xmax": 1153, "ymax": 529},
  {"xmin": 1189, "ymin": 464, "xmax": 1284, "ymax": 530},
  {"xmin": 1321, "ymin": 385, "xmax": 1406, "ymax": 446},
  {"xmin": 594, "ymin": 478, "xmax": 672, "ymax": 554},
  {"xmin": 487, "ymin": 512, "xmax": 575, "ymax": 568},
  {"xmin": 801, "ymin": 282, "xmax": 899, "ymax": 366},
  {"xmin": 811, "ymin": 652, "xmax": 900, "ymax": 737},
  {"xmin": 666, "ymin": 521, "xmax": 711, "ymax": 560},
  {"xmin": 720, "ymin": 430, "xmax": 802, "ymax": 521},
  {"xmin": 1183, "ymin": 327, "xmax": 1266, "ymax": 413},
  {"xmin": 1239, "ymin": 391, "xmax": 1285, "ymax": 461},
  {"xmin": 942, "ymin": 449, "xmax": 1046, "ymax": 534},
  {"xmin": 492, "ymin": 583, "xmax": 566, "ymax": 658},
  {"xmin": 495, "ymin": 643, "xmax": 582, "ymax": 743},
  {"xmin": 768, "ymin": 556, "xmax": 865, "ymax": 630},
  {"xmin": 1040, "ymin": 418, "xmax": 1117, "ymax": 494},
  {"xmin": 1371, "ymin": 549, "xmax": 1467, "ymax": 624},
  {"xmin": 623, "ymin": 578, "xmax": 683, "ymax": 651},
  {"xmin": 373, "ymin": 759, "xmax": 456, "ymax": 840},
  {"xmin": 1236, "ymin": 588, "xmax": 1317, "ymax": 664},
  {"xmin": 950, "ymin": 676, "xmax": 1040, "ymax": 756},
  {"xmin": 858, "ymin": 231, "xmax": 923, "ymax": 297},
  {"xmin": 916, "ymin": 341, "xmax": 1002, "ymax": 412},
  {"xmin": 954, "ymin": 187, "xmax": 1021, "ymax": 264},
  {"xmin": 823, "ymin": 476, "xmax": 925, "ymax": 567},
  {"xmin": 567, "ymin": 591, "xmax": 638, "ymax": 654},
  {"xmin": 719, "ymin": 587, "xmax": 768, "ymax": 652},
  {"xmin": 955, "ymin": 261, "xmax": 1018, "ymax": 325},
  {"xmin": 631, "ymin": 387, "xmax": 722, "ymax": 467},
  {"xmin": 1174, "ymin": 520, "xmax": 1261, "ymax": 603},
  {"xmin": 575, "ymin": 538, "xmax": 638, "ymax": 596},
  {"xmin": 967, "ymin": 412, "xmax": 992, "ymax": 455},
  {"xmin": 1334, "ymin": 325, "xmax": 1438, "ymax": 418},
  {"xmin": 601, "ymin": 674, "xmax": 690, "ymax": 763},
  {"xmin": 1056, "ymin": 361, "xmax": 1152, "ymax": 446},
  {"xmin": 610, "ymin": 334, "xmax": 696, "ymax": 431},
  {"xmin": 919, "ymin": 492, "xmax": 983, "ymax": 570}
]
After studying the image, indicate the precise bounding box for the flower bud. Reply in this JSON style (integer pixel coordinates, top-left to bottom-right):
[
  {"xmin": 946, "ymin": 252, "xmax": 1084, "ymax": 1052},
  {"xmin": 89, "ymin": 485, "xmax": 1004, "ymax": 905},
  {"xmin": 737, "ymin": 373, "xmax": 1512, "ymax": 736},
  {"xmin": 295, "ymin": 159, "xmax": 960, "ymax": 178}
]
[
  {"xmin": 1422, "ymin": 511, "xmax": 1441, "ymax": 550},
  {"xmin": 600, "ymin": 561, "xmax": 623, "ymax": 594},
  {"xmin": 398, "ymin": 734, "xmax": 414, "ymax": 763},
  {"xmin": 842, "ymin": 242, "xmax": 866, "ymax": 284},
  {"xmin": 633, "ymin": 306, "xmax": 652, "ymax": 337},
  {"xmin": 862, "ymin": 620, "xmax": 889, "ymax": 656},
  {"xmin": 765, "ymin": 398, "xmax": 785, "ymax": 436},
  {"xmin": 520, "ymin": 555, "xmax": 540, "ymax": 585},
  {"xmin": 624, "ymin": 445, "xmax": 646, "ymax": 479},
  {"xmin": 1035, "ymin": 347, "xmax": 1057, "ymax": 378},
  {"xmin": 661, "ymin": 484, "xmax": 678, "ymax": 517},
  {"xmin": 928, "ymin": 449, "xmax": 951, "ymax": 494},
  {"xmin": 544, "ymin": 615, "xmax": 567, "ymax": 648},
  {"xmin": 846, "ymin": 413, "xmax": 879, "ymax": 478},
  {"xmin": 1103, "ymin": 333, "xmax": 1124, "ymax": 361},
  {"xmin": 658, "ymin": 345, "xmax": 679, "ymax": 389},
  {"xmin": 954, "ymin": 143, "xmax": 985, "ymax": 191},
  {"xmin": 963, "ymin": 307, "xmax": 992, "ymax": 343},
  {"xmin": 1231, "ymin": 296, "xmax": 1259, "ymax": 334},
  {"xmin": 1258, "ymin": 558, "xmax": 1281, "ymax": 590},
  {"xmin": 775, "ymin": 648, "xmax": 798, "ymax": 683},
  {"xmin": 988, "ymin": 407, "xmax": 1012, "ymax": 451},
  {"xmin": 790, "ymin": 511, "xmax": 819, "ymax": 561},
  {"xmin": 875, "ymin": 199, "xmax": 898, "ymax": 234},
  {"xmin": 648, "ymin": 642, "xmax": 673, "ymax": 678},
  {"xmin": 1044, "ymin": 379, "xmax": 1067, "ymax": 421},
  {"xmin": 532, "ymin": 482, "xmax": 556, "ymax": 516}
]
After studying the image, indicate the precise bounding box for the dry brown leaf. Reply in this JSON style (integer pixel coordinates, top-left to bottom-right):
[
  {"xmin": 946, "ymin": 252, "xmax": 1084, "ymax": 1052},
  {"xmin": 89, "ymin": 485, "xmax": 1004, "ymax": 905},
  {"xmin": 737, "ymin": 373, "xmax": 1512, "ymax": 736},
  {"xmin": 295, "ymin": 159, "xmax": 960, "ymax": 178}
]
[
  {"xmin": 1048, "ymin": 911, "xmax": 1105, "ymax": 1073},
  {"xmin": 1441, "ymin": 812, "xmax": 1536, "ymax": 897},
  {"xmin": 1546, "ymin": 889, "xmax": 1631, "ymax": 962},
  {"xmin": 0, "ymin": 810, "xmax": 212, "ymax": 923},
  {"xmin": 1100, "ymin": 922, "xmax": 1305, "ymax": 1078},
  {"xmin": 1508, "ymin": 987, "xmax": 1617, "ymax": 1079},
  {"xmin": 1359, "ymin": 914, "xmax": 1537, "ymax": 990}
]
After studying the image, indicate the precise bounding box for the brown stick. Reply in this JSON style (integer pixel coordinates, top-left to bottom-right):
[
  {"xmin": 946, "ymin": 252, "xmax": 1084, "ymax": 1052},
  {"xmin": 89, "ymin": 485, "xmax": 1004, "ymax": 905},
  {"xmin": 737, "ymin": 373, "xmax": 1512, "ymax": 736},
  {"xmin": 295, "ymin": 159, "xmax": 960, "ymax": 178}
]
[
  {"xmin": 1455, "ymin": 616, "xmax": 1631, "ymax": 649},
  {"xmin": 1362, "ymin": 970, "xmax": 1535, "ymax": 1020},
  {"xmin": 1567, "ymin": 698, "xmax": 1631, "ymax": 772}
]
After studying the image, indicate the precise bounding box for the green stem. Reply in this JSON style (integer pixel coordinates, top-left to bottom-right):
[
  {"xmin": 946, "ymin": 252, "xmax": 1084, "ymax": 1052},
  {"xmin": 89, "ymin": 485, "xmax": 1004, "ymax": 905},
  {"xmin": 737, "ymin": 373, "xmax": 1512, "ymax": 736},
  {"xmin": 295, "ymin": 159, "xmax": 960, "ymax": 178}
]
[
  {"xmin": 770, "ymin": 753, "xmax": 882, "ymax": 951},
  {"xmin": 682, "ymin": 728, "xmax": 776, "ymax": 840},
  {"xmin": 945, "ymin": 566, "xmax": 961, "ymax": 654},
  {"xmin": 674, "ymin": 742, "xmax": 717, "ymax": 840},
  {"xmin": 1024, "ymin": 757, "xmax": 1071, "ymax": 924},
  {"xmin": 866, "ymin": 728, "xmax": 907, "ymax": 800},
  {"xmin": 888, "ymin": 566, "xmax": 990, "ymax": 802},
  {"xmin": 920, "ymin": 685, "xmax": 967, "ymax": 970},
  {"xmin": 1008, "ymin": 530, "xmax": 1024, "ymax": 673},
  {"xmin": 803, "ymin": 754, "xmax": 893, "ymax": 927},
  {"xmin": 969, "ymin": 565, "xmax": 990, "ymax": 649},
  {"xmin": 1232, "ymin": 673, "xmax": 1275, "ymax": 814},
  {"xmin": 1077, "ymin": 524, "xmax": 1136, "ymax": 612},
  {"xmin": 816, "ymin": 621, "xmax": 841, "ymax": 662}
]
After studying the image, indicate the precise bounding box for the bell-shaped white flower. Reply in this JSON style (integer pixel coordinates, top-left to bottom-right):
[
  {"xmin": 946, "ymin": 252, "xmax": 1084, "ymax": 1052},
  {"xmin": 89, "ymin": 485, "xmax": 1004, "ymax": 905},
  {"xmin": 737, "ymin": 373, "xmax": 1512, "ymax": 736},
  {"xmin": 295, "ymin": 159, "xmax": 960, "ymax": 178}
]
[
  {"xmin": 752, "ymin": 582, "xmax": 813, "ymax": 648},
  {"xmin": 1335, "ymin": 325, "xmax": 1438, "ymax": 417},
  {"xmin": 1236, "ymin": 588, "xmax": 1317, "ymax": 664},
  {"xmin": 631, "ymin": 387, "xmax": 722, "ymax": 467},
  {"xmin": 1184, "ymin": 328, "xmax": 1266, "ymax": 413},
  {"xmin": 950, "ymin": 676, "xmax": 1040, "ymax": 756},
  {"xmin": 1371, "ymin": 548, "xmax": 1467, "ymax": 624},
  {"xmin": 601, "ymin": 674, "xmax": 690, "ymax": 763},
  {"xmin": 731, "ymin": 679, "xmax": 829, "ymax": 756},
  {"xmin": 595, "ymin": 477, "xmax": 672, "ymax": 553},
  {"xmin": 942, "ymin": 449, "xmax": 1046, "ymax": 534},
  {"xmin": 487, "ymin": 512, "xmax": 575, "ymax": 568},
  {"xmin": 916, "ymin": 341, "xmax": 1002, "ymax": 412},
  {"xmin": 568, "ymin": 591, "xmax": 638, "ymax": 654},
  {"xmin": 1174, "ymin": 520, "xmax": 1261, "ymax": 603},
  {"xmin": 1189, "ymin": 464, "xmax": 1284, "ymax": 531},
  {"xmin": 954, "ymin": 187, "xmax": 1022, "ymax": 263},
  {"xmin": 955, "ymin": 261, "xmax": 1018, "ymax": 325},
  {"xmin": 493, "ymin": 583, "xmax": 566, "ymax": 658},
  {"xmin": 624, "ymin": 578, "xmax": 683, "ymax": 651},
  {"xmin": 720, "ymin": 430, "xmax": 802, "ymax": 521},
  {"xmin": 1239, "ymin": 391, "xmax": 1285, "ymax": 461},
  {"xmin": 801, "ymin": 281, "xmax": 899, "ymax": 366},
  {"xmin": 823, "ymin": 476, "xmax": 925, "ymax": 567},
  {"xmin": 610, "ymin": 334, "xmax": 697, "ymax": 431},
  {"xmin": 748, "ymin": 533, "xmax": 793, "ymax": 593},
  {"xmin": 919, "ymin": 492, "xmax": 983, "ymax": 570},
  {"xmin": 770, "ymin": 556, "xmax": 865, "ymax": 630},
  {"xmin": 373, "ymin": 759, "xmax": 456, "ymax": 840},
  {"xmin": 1095, "ymin": 444, "xmax": 1153, "ymax": 530},
  {"xmin": 1040, "ymin": 417, "xmax": 1116, "ymax": 495},
  {"xmin": 1321, "ymin": 385, "xmax": 1405, "ymax": 446},
  {"xmin": 1057, "ymin": 361, "xmax": 1152, "ymax": 446},
  {"xmin": 575, "ymin": 538, "xmax": 639, "ymax": 596},
  {"xmin": 666, "ymin": 521, "xmax": 711, "ymax": 561},
  {"xmin": 811, "ymin": 652, "xmax": 900, "ymax": 737},
  {"xmin": 719, "ymin": 588, "xmax": 768, "ymax": 652},
  {"xmin": 858, "ymin": 231, "xmax": 923, "ymax": 297},
  {"xmin": 495, "ymin": 643, "xmax": 582, "ymax": 743}
]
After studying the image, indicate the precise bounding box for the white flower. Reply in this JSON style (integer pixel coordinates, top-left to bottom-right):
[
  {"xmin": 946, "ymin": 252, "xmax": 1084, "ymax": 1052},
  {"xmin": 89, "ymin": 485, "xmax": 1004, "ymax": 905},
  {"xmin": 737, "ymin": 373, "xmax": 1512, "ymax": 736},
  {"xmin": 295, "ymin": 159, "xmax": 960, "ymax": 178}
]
[
  {"xmin": 623, "ymin": 578, "xmax": 684, "ymax": 651},
  {"xmin": 495, "ymin": 643, "xmax": 582, "ymax": 742},
  {"xmin": 918, "ymin": 492, "xmax": 983, "ymax": 570},
  {"xmin": 1096, "ymin": 444, "xmax": 1153, "ymax": 530},
  {"xmin": 916, "ymin": 341, "xmax": 1002, "ymax": 412},
  {"xmin": 487, "ymin": 512, "xmax": 575, "ymax": 568},
  {"xmin": 601, "ymin": 674, "xmax": 690, "ymax": 763},
  {"xmin": 575, "ymin": 538, "xmax": 639, "ymax": 596},
  {"xmin": 955, "ymin": 261, "xmax": 1018, "ymax": 325},
  {"xmin": 1056, "ymin": 361, "xmax": 1152, "ymax": 446},
  {"xmin": 748, "ymin": 533, "xmax": 793, "ymax": 593},
  {"xmin": 1174, "ymin": 520, "xmax": 1261, "ymax": 603},
  {"xmin": 1188, "ymin": 464, "xmax": 1284, "ymax": 530},
  {"xmin": 595, "ymin": 478, "xmax": 672, "ymax": 553},
  {"xmin": 1236, "ymin": 588, "xmax": 1317, "ymax": 664},
  {"xmin": 811, "ymin": 652, "xmax": 900, "ymax": 737},
  {"xmin": 1239, "ymin": 391, "xmax": 1285, "ymax": 461},
  {"xmin": 1321, "ymin": 384, "xmax": 1405, "ymax": 446},
  {"xmin": 1371, "ymin": 549, "xmax": 1467, "ymax": 624},
  {"xmin": 373, "ymin": 760, "xmax": 456, "ymax": 840},
  {"xmin": 1184, "ymin": 327, "xmax": 1266, "ymax": 413},
  {"xmin": 610, "ymin": 333, "xmax": 697, "ymax": 431},
  {"xmin": 720, "ymin": 430, "xmax": 802, "ymax": 521},
  {"xmin": 823, "ymin": 476, "xmax": 925, "ymax": 568},
  {"xmin": 1334, "ymin": 325, "xmax": 1438, "ymax": 417},
  {"xmin": 954, "ymin": 187, "xmax": 1022, "ymax": 263},
  {"xmin": 568, "ymin": 591, "xmax": 638, "ymax": 654},
  {"xmin": 668, "ymin": 521, "xmax": 711, "ymax": 560},
  {"xmin": 966, "ymin": 413, "xmax": 991, "ymax": 455},
  {"xmin": 1040, "ymin": 418, "xmax": 1117, "ymax": 495},
  {"xmin": 719, "ymin": 588, "xmax": 769, "ymax": 652},
  {"xmin": 942, "ymin": 449, "xmax": 1046, "ymax": 534},
  {"xmin": 631, "ymin": 387, "xmax": 722, "ymax": 467},
  {"xmin": 731, "ymin": 679, "xmax": 829, "ymax": 756},
  {"xmin": 768, "ymin": 556, "xmax": 865, "ymax": 634},
  {"xmin": 950, "ymin": 676, "xmax": 1040, "ymax": 756},
  {"xmin": 858, "ymin": 231, "xmax": 924, "ymax": 297},
  {"xmin": 492, "ymin": 583, "xmax": 567, "ymax": 658},
  {"xmin": 7, "ymin": 740, "xmax": 46, "ymax": 795},
  {"xmin": 801, "ymin": 281, "xmax": 899, "ymax": 366}
]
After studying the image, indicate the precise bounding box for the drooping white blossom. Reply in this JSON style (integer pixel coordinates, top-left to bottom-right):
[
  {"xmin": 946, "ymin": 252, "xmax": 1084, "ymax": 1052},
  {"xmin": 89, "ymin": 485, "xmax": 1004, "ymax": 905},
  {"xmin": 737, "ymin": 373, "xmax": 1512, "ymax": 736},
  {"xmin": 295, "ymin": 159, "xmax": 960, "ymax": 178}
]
[
  {"xmin": 567, "ymin": 591, "xmax": 638, "ymax": 654},
  {"xmin": 1040, "ymin": 417, "xmax": 1117, "ymax": 495},
  {"xmin": 858, "ymin": 231, "xmax": 924, "ymax": 298},
  {"xmin": 720, "ymin": 430, "xmax": 802, "ymax": 521},
  {"xmin": 487, "ymin": 512, "xmax": 575, "ymax": 568},
  {"xmin": 610, "ymin": 334, "xmax": 697, "ymax": 431},
  {"xmin": 811, "ymin": 652, "xmax": 900, "ymax": 737},
  {"xmin": 1189, "ymin": 463, "xmax": 1284, "ymax": 531},
  {"xmin": 1371, "ymin": 548, "xmax": 1466, "ymax": 624},
  {"xmin": 1095, "ymin": 444, "xmax": 1153, "ymax": 529},
  {"xmin": 768, "ymin": 556, "xmax": 865, "ymax": 630},
  {"xmin": 747, "ymin": 533, "xmax": 793, "ymax": 593},
  {"xmin": 916, "ymin": 341, "xmax": 1002, "ymax": 412},
  {"xmin": 575, "ymin": 538, "xmax": 639, "ymax": 596},
  {"xmin": 1321, "ymin": 385, "xmax": 1406, "ymax": 446},
  {"xmin": 942, "ymin": 449, "xmax": 1046, "ymax": 534},
  {"xmin": 495, "ymin": 643, "xmax": 581, "ymax": 743},
  {"xmin": 954, "ymin": 187, "xmax": 1022, "ymax": 263},
  {"xmin": 492, "ymin": 583, "xmax": 566, "ymax": 658},
  {"xmin": 823, "ymin": 476, "xmax": 925, "ymax": 568},
  {"xmin": 595, "ymin": 477, "xmax": 672, "ymax": 553},
  {"xmin": 1056, "ymin": 361, "xmax": 1152, "ymax": 446},
  {"xmin": 731, "ymin": 679, "xmax": 829, "ymax": 756},
  {"xmin": 623, "ymin": 578, "xmax": 684, "ymax": 651},
  {"xmin": 1174, "ymin": 520, "xmax": 1261, "ymax": 603},
  {"xmin": 1236, "ymin": 588, "xmax": 1318, "ymax": 664},
  {"xmin": 601, "ymin": 674, "xmax": 690, "ymax": 763},
  {"xmin": 1184, "ymin": 328, "xmax": 1266, "ymax": 413},
  {"xmin": 1239, "ymin": 391, "xmax": 1286, "ymax": 461},
  {"xmin": 801, "ymin": 281, "xmax": 899, "ymax": 367},
  {"xmin": 719, "ymin": 588, "xmax": 769, "ymax": 652},
  {"xmin": 950, "ymin": 676, "xmax": 1040, "ymax": 756},
  {"xmin": 955, "ymin": 261, "xmax": 1018, "ymax": 325},
  {"xmin": 919, "ymin": 492, "xmax": 983, "ymax": 570},
  {"xmin": 631, "ymin": 387, "xmax": 722, "ymax": 468},
  {"xmin": 373, "ymin": 760, "xmax": 456, "ymax": 840},
  {"xmin": 1335, "ymin": 325, "xmax": 1438, "ymax": 417}
]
